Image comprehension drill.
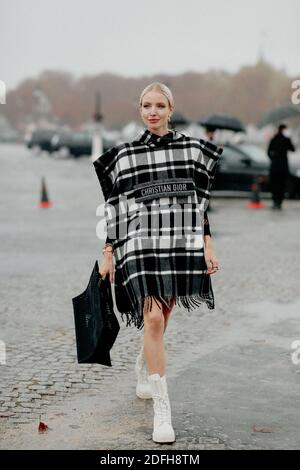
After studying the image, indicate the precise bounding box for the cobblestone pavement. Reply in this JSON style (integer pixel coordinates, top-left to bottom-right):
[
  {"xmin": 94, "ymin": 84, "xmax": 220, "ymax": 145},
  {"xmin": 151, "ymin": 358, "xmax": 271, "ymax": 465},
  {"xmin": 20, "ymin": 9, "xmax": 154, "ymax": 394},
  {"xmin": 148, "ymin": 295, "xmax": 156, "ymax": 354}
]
[{"xmin": 1, "ymin": 143, "xmax": 300, "ymax": 449}]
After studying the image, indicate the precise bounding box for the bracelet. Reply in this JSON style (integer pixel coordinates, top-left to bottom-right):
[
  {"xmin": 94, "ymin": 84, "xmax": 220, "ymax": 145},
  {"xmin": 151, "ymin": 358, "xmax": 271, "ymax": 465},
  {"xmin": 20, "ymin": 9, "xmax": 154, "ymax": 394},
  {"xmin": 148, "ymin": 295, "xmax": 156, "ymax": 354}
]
[{"xmin": 102, "ymin": 247, "xmax": 114, "ymax": 255}]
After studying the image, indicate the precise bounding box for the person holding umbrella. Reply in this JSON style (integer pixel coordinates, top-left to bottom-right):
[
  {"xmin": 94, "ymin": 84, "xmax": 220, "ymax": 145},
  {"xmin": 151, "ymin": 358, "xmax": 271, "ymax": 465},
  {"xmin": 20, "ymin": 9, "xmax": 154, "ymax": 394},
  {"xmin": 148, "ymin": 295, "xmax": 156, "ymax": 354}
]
[
  {"xmin": 267, "ymin": 124, "xmax": 296, "ymax": 210},
  {"xmin": 93, "ymin": 82, "xmax": 223, "ymax": 444}
]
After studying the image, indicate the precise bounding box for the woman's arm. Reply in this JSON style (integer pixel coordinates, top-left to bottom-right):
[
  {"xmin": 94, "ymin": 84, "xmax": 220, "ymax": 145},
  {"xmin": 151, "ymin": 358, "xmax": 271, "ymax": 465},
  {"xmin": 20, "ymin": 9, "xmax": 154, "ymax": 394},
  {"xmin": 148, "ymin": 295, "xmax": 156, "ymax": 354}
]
[
  {"xmin": 203, "ymin": 210, "xmax": 219, "ymax": 274},
  {"xmin": 99, "ymin": 235, "xmax": 115, "ymax": 282},
  {"xmin": 203, "ymin": 210, "xmax": 211, "ymax": 237}
]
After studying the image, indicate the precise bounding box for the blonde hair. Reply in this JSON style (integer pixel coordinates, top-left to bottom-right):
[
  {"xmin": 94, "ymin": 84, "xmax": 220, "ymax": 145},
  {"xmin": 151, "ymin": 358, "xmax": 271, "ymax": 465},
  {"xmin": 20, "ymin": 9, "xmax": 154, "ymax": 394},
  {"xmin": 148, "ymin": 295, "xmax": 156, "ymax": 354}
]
[{"xmin": 139, "ymin": 82, "xmax": 174, "ymax": 109}]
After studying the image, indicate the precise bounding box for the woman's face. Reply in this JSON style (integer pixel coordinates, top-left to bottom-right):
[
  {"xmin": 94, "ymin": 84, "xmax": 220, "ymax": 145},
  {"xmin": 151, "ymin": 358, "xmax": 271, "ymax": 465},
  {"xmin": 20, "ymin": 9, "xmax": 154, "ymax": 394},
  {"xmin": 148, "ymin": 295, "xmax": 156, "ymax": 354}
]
[{"xmin": 140, "ymin": 90, "xmax": 173, "ymax": 133}]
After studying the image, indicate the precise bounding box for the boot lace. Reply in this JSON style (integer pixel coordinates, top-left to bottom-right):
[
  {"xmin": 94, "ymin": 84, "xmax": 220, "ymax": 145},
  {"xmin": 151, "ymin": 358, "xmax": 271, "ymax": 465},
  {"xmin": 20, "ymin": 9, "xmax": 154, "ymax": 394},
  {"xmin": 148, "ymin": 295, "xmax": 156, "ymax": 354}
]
[{"xmin": 153, "ymin": 395, "xmax": 171, "ymax": 424}]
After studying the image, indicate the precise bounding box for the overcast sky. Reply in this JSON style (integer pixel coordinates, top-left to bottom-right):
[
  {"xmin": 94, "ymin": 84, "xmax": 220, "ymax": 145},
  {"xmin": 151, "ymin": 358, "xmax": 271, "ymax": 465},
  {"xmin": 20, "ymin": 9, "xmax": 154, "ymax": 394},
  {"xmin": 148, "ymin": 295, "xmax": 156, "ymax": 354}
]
[{"xmin": 1, "ymin": 0, "xmax": 300, "ymax": 91}]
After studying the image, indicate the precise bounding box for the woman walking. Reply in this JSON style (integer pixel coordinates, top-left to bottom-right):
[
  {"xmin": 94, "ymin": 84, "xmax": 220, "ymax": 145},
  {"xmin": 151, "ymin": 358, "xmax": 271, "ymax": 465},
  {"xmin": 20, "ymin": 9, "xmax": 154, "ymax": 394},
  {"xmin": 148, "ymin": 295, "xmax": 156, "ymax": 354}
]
[{"xmin": 93, "ymin": 82, "xmax": 223, "ymax": 444}]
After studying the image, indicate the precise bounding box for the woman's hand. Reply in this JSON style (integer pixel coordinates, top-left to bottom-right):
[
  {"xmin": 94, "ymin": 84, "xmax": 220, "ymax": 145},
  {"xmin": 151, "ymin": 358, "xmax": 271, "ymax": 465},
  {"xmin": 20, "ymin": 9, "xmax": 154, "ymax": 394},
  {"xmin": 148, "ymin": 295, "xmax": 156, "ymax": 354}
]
[
  {"xmin": 99, "ymin": 252, "xmax": 115, "ymax": 283},
  {"xmin": 204, "ymin": 236, "xmax": 219, "ymax": 275}
]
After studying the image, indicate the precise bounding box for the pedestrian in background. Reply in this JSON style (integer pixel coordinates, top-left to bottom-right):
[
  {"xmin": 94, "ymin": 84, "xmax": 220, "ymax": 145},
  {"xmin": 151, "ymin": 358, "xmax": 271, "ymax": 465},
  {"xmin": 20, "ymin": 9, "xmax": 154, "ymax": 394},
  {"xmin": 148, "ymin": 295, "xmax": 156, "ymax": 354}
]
[
  {"xmin": 267, "ymin": 123, "xmax": 295, "ymax": 210},
  {"xmin": 205, "ymin": 125, "xmax": 216, "ymax": 142}
]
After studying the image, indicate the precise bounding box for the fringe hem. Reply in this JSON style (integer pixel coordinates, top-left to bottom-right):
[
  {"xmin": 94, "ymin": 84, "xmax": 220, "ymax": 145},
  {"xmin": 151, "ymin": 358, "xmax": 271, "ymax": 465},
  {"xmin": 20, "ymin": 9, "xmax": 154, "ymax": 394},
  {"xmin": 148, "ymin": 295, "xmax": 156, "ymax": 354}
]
[{"xmin": 120, "ymin": 294, "xmax": 215, "ymax": 330}]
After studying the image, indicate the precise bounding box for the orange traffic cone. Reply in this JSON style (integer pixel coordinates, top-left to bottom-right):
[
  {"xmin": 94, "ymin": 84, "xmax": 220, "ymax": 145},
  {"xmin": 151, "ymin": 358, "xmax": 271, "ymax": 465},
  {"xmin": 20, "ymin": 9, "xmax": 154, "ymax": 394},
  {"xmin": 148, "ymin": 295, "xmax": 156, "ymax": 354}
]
[
  {"xmin": 246, "ymin": 176, "xmax": 265, "ymax": 209},
  {"xmin": 39, "ymin": 177, "xmax": 52, "ymax": 208}
]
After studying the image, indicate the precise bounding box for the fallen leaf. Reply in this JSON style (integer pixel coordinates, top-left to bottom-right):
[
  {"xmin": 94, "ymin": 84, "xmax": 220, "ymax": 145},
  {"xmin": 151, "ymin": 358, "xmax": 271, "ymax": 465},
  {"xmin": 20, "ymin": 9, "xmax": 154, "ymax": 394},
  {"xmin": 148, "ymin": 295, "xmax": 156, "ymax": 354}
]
[
  {"xmin": 38, "ymin": 415, "xmax": 49, "ymax": 433},
  {"xmin": 253, "ymin": 425, "xmax": 273, "ymax": 433}
]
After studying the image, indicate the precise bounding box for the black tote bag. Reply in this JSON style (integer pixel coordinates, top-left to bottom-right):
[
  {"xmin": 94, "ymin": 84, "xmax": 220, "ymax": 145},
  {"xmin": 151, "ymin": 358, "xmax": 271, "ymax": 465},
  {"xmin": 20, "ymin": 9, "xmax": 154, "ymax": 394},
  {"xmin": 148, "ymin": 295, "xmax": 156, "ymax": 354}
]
[{"xmin": 72, "ymin": 260, "xmax": 120, "ymax": 366}]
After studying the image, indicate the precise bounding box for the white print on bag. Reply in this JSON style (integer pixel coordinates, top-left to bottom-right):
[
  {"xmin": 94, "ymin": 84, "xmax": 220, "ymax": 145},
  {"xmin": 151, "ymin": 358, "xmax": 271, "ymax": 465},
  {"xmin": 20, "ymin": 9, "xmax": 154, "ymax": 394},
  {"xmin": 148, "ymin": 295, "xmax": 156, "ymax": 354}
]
[
  {"xmin": 0, "ymin": 80, "xmax": 6, "ymax": 104},
  {"xmin": 291, "ymin": 340, "xmax": 300, "ymax": 365},
  {"xmin": 0, "ymin": 340, "xmax": 6, "ymax": 365},
  {"xmin": 291, "ymin": 80, "xmax": 300, "ymax": 105}
]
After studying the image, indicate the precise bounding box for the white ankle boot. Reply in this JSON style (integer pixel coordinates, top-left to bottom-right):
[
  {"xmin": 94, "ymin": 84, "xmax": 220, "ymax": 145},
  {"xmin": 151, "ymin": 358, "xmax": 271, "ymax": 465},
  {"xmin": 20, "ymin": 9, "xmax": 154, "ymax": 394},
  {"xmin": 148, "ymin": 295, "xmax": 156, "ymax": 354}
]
[
  {"xmin": 148, "ymin": 373, "xmax": 176, "ymax": 444},
  {"xmin": 135, "ymin": 344, "xmax": 152, "ymax": 399}
]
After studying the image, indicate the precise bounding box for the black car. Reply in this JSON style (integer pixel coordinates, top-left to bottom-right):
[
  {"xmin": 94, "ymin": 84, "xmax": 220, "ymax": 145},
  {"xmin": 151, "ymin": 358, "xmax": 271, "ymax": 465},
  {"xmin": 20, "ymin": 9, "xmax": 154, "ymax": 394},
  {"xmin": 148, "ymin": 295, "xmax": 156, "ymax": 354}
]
[
  {"xmin": 213, "ymin": 143, "xmax": 269, "ymax": 194},
  {"xmin": 51, "ymin": 132, "xmax": 92, "ymax": 157},
  {"xmin": 51, "ymin": 131, "xmax": 116, "ymax": 158},
  {"xmin": 25, "ymin": 129, "xmax": 60, "ymax": 153},
  {"xmin": 286, "ymin": 151, "xmax": 300, "ymax": 199}
]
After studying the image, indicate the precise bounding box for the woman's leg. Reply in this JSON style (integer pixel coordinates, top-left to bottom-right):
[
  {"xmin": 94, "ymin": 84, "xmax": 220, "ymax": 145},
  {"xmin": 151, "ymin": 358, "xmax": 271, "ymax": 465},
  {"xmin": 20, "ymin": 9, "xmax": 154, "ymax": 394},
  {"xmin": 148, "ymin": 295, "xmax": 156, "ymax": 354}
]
[
  {"xmin": 143, "ymin": 297, "xmax": 166, "ymax": 376},
  {"xmin": 144, "ymin": 296, "xmax": 177, "ymax": 444},
  {"xmin": 143, "ymin": 296, "xmax": 176, "ymax": 376}
]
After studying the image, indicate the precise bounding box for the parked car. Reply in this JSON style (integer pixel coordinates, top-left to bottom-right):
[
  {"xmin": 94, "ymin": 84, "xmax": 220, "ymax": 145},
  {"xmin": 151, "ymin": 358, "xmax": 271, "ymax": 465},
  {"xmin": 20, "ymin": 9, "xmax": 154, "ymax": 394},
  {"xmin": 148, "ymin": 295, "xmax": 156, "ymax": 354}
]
[
  {"xmin": 287, "ymin": 151, "xmax": 300, "ymax": 199},
  {"xmin": 51, "ymin": 131, "xmax": 117, "ymax": 158},
  {"xmin": 51, "ymin": 132, "xmax": 92, "ymax": 157},
  {"xmin": 213, "ymin": 143, "xmax": 270, "ymax": 193},
  {"xmin": 25, "ymin": 129, "xmax": 59, "ymax": 153}
]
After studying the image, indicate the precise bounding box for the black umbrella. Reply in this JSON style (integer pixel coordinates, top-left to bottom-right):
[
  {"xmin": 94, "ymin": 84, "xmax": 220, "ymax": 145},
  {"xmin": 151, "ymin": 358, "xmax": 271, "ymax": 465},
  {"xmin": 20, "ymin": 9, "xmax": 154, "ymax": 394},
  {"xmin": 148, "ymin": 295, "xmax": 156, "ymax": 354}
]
[
  {"xmin": 199, "ymin": 113, "xmax": 245, "ymax": 133},
  {"xmin": 258, "ymin": 105, "xmax": 300, "ymax": 128},
  {"xmin": 170, "ymin": 111, "xmax": 189, "ymax": 127}
]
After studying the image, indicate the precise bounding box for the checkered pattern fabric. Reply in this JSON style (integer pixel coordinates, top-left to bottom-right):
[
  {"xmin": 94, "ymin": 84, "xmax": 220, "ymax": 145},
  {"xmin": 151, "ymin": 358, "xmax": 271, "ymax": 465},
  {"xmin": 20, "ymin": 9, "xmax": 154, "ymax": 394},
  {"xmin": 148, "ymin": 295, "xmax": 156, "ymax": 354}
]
[{"xmin": 93, "ymin": 127, "xmax": 223, "ymax": 329}]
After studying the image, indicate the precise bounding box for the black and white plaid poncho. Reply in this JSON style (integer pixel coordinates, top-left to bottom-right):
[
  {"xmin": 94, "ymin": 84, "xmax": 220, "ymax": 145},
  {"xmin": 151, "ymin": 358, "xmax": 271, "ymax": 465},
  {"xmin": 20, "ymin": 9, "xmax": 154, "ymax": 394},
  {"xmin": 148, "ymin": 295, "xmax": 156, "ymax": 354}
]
[{"xmin": 93, "ymin": 127, "xmax": 223, "ymax": 330}]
